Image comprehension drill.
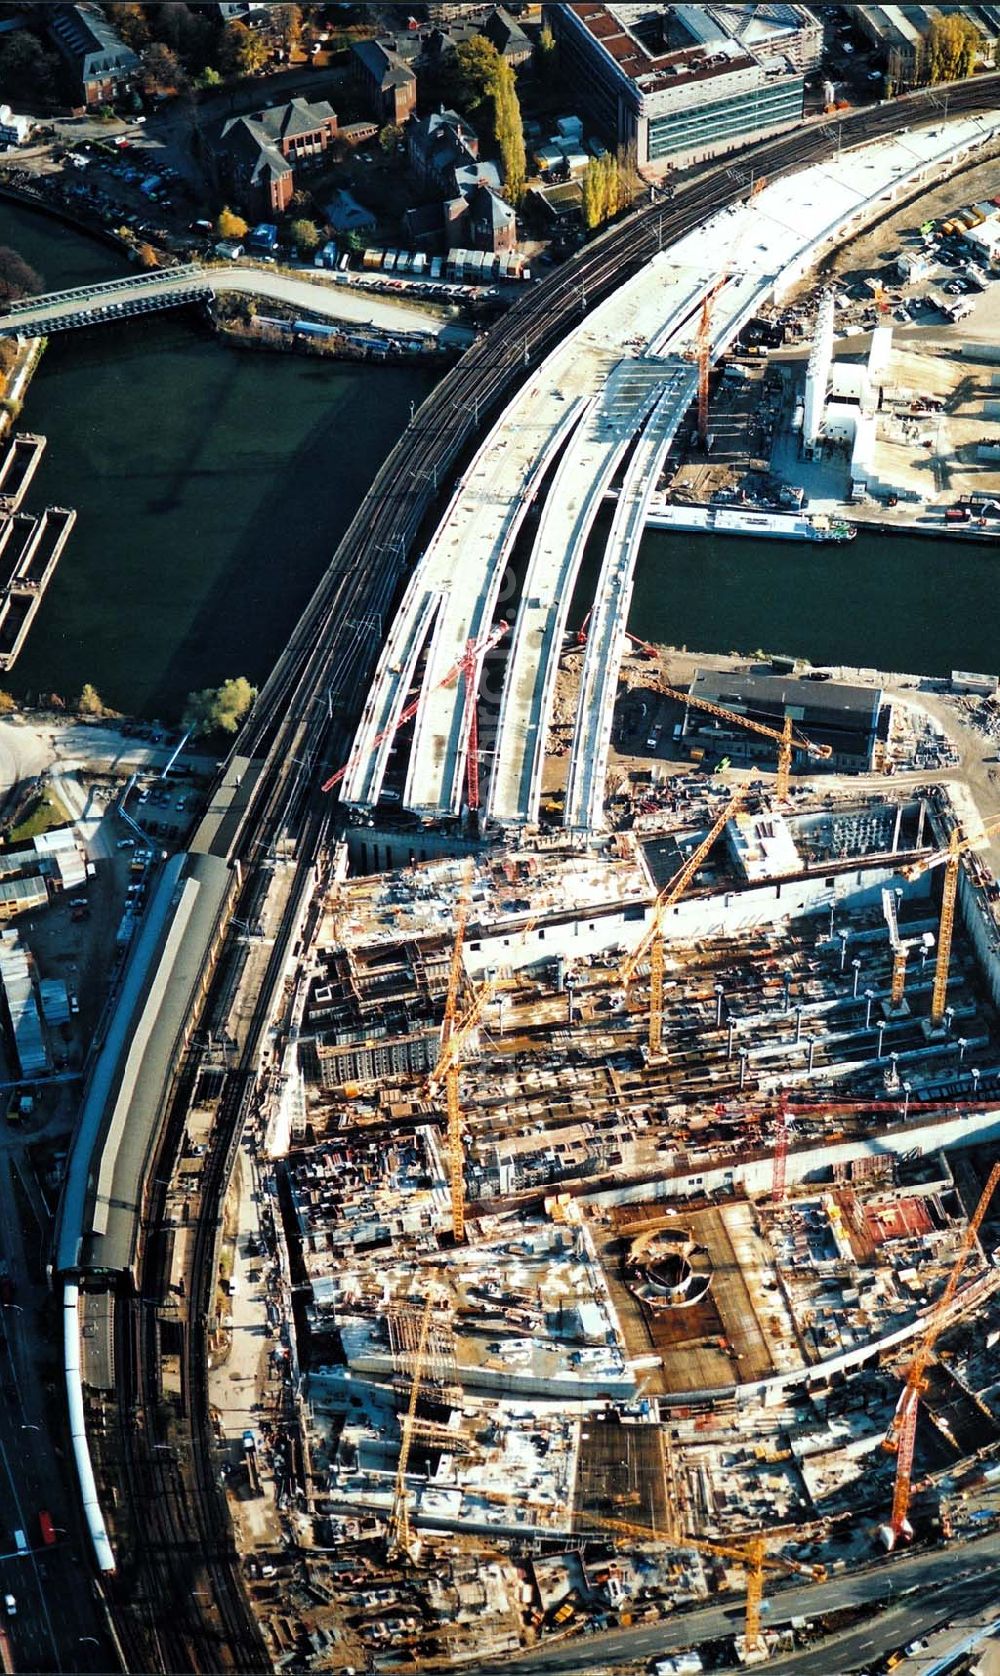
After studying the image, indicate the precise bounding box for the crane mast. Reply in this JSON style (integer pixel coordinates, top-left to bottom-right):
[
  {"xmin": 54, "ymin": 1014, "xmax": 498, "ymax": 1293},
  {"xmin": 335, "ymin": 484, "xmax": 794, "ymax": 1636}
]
[
  {"xmin": 620, "ymin": 787, "xmax": 746, "ymax": 1055},
  {"xmin": 904, "ymin": 813, "xmax": 1000, "ymax": 1027},
  {"xmin": 322, "ymin": 620, "xmax": 507, "ymax": 796},
  {"xmin": 652, "ymin": 681, "xmax": 832, "ymax": 798},
  {"xmin": 386, "ymin": 1289, "xmax": 435, "ymax": 1561},
  {"xmin": 884, "ymin": 1160, "xmax": 1000, "ymax": 1542}
]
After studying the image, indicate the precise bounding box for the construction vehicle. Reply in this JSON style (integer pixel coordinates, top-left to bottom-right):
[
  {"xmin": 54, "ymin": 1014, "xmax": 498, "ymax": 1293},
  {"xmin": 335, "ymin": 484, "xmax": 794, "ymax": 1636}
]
[
  {"xmin": 321, "ymin": 620, "xmax": 507, "ymax": 797},
  {"xmin": 903, "ymin": 812, "xmax": 1000, "ymax": 1026},
  {"xmin": 881, "ymin": 1160, "xmax": 1000, "ymax": 1547},
  {"xmin": 651, "ymin": 680, "xmax": 833, "ymax": 800},
  {"xmin": 619, "ymin": 785, "xmax": 747, "ymax": 1056}
]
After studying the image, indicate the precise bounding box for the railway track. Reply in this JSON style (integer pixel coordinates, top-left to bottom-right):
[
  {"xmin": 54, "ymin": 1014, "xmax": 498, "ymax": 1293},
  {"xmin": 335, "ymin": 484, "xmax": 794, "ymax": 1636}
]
[{"xmin": 112, "ymin": 82, "xmax": 1000, "ymax": 1672}]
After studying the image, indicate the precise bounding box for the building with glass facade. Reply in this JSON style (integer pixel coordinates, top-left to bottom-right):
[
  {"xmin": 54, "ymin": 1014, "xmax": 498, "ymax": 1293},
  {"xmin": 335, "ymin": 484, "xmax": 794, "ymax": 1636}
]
[{"xmin": 554, "ymin": 3, "xmax": 821, "ymax": 173}]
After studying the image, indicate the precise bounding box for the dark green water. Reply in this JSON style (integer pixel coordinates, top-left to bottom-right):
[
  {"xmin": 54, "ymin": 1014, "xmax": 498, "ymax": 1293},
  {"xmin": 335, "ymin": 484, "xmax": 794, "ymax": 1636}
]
[
  {"xmin": 5, "ymin": 202, "xmax": 999, "ymax": 711},
  {"xmin": 4, "ymin": 203, "xmax": 434, "ymax": 718},
  {"xmin": 628, "ymin": 524, "xmax": 999, "ymax": 678}
]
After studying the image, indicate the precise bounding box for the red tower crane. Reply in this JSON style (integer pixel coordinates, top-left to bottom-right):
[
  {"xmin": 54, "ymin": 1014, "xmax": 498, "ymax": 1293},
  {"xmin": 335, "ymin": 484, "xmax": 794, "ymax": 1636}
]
[
  {"xmin": 882, "ymin": 1160, "xmax": 1000, "ymax": 1546},
  {"xmin": 322, "ymin": 620, "xmax": 507, "ymax": 797}
]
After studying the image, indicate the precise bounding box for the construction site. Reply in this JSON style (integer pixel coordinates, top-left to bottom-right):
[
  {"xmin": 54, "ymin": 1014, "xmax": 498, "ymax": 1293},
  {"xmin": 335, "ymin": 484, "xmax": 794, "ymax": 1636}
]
[
  {"xmin": 190, "ymin": 112, "xmax": 1000, "ymax": 1676},
  {"xmin": 210, "ymin": 658, "xmax": 1000, "ymax": 1671}
]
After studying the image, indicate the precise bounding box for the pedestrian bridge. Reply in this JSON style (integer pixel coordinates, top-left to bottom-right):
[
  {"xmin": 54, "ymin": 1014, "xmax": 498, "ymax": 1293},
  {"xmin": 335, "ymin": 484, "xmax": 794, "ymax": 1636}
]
[{"xmin": 0, "ymin": 263, "xmax": 470, "ymax": 344}]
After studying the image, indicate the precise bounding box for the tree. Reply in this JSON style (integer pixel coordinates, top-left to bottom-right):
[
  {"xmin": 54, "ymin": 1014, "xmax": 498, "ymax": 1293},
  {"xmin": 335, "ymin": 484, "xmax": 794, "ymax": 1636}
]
[
  {"xmin": 219, "ymin": 19, "xmax": 268, "ymax": 78},
  {"xmin": 379, "ymin": 121, "xmax": 402, "ymax": 154},
  {"xmin": 137, "ymin": 243, "xmax": 159, "ymax": 269},
  {"xmin": 77, "ymin": 684, "xmax": 104, "ymax": 718},
  {"xmin": 215, "ymin": 207, "xmax": 248, "ymax": 239},
  {"xmin": 493, "ymin": 57, "xmax": 526, "ymax": 205},
  {"xmin": 536, "ymin": 22, "xmax": 558, "ymax": 90},
  {"xmin": 290, "ymin": 218, "xmax": 321, "ymax": 254},
  {"xmin": 0, "ymin": 693, "xmax": 16, "ymax": 717},
  {"xmin": 183, "ymin": 677, "xmax": 256, "ymax": 736},
  {"xmin": 452, "ymin": 34, "xmax": 504, "ymax": 112},
  {"xmin": 195, "ymin": 65, "xmax": 222, "ymax": 89},
  {"xmin": 924, "ymin": 14, "xmax": 980, "ymax": 82},
  {"xmin": 270, "ymin": 4, "xmax": 303, "ymax": 53},
  {"xmin": 0, "ymin": 340, "xmax": 17, "ymax": 378},
  {"xmin": 105, "ymin": 3, "xmax": 150, "ymax": 50},
  {"xmin": 0, "ymin": 31, "xmax": 59, "ymax": 105},
  {"xmin": 0, "ymin": 247, "xmax": 42, "ymax": 305},
  {"xmin": 141, "ymin": 40, "xmax": 185, "ymax": 95}
]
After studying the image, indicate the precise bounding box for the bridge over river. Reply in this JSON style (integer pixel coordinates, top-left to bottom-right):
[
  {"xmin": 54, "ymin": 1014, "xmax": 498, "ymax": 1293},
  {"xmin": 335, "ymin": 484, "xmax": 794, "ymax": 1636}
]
[{"xmin": 0, "ymin": 261, "xmax": 474, "ymax": 346}]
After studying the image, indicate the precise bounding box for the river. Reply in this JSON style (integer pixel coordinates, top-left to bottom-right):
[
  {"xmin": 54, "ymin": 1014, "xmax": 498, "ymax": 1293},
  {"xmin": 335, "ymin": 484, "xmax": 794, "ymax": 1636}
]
[
  {"xmin": 5, "ymin": 202, "xmax": 998, "ymax": 719},
  {"xmin": 3, "ymin": 202, "xmax": 435, "ymax": 718}
]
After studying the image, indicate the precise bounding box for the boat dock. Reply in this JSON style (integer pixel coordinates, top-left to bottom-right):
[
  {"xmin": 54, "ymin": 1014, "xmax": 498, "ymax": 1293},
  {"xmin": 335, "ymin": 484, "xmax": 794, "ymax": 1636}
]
[
  {"xmin": 0, "ymin": 507, "xmax": 75, "ymax": 670},
  {"xmin": 0, "ymin": 432, "xmax": 77, "ymax": 670},
  {"xmin": 0, "ymin": 434, "xmax": 46, "ymax": 514}
]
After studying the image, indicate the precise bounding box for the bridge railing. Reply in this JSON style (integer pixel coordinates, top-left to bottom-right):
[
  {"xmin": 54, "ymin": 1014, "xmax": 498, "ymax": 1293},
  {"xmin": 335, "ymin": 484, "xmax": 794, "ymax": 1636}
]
[{"xmin": 5, "ymin": 263, "xmax": 204, "ymax": 315}]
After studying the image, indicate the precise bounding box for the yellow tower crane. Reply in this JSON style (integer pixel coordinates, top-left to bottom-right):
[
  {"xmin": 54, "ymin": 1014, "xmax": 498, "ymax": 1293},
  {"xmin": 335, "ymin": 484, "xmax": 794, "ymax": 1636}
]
[
  {"xmin": 619, "ymin": 785, "xmax": 747, "ymax": 1056},
  {"xmin": 883, "ymin": 1160, "xmax": 1000, "ymax": 1546},
  {"xmin": 903, "ymin": 812, "xmax": 1000, "ymax": 1027},
  {"xmin": 653, "ymin": 681, "xmax": 833, "ymax": 800},
  {"xmin": 472, "ymin": 1491, "xmax": 824, "ymax": 1656},
  {"xmin": 429, "ymin": 905, "xmax": 541, "ymax": 1241},
  {"xmin": 386, "ymin": 1287, "xmax": 436, "ymax": 1562}
]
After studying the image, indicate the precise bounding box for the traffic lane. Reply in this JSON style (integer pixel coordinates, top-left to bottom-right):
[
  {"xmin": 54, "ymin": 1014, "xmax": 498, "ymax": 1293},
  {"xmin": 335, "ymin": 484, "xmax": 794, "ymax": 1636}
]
[
  {"xmin": 473, "ymin": 1541, "xmax": 1000, "ymax": 1675},
  {"xmin": 761, "ymin": 1570, "xmax": 1000, "ymax": 1676},
  {"xmin": 0, "ymin": 1186, "xmax": 109, "ymax": 1669}
]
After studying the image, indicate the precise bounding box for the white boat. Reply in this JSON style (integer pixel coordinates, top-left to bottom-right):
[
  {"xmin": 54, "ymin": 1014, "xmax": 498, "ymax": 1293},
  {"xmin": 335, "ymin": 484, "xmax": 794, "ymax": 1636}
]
[{"xmin": 644, "ymin": 498, "xmax": 856, "ymax": 543}]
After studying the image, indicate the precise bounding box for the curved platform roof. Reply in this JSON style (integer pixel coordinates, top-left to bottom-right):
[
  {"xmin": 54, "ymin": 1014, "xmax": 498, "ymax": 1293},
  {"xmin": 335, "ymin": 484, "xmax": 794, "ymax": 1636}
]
[{"xmin": 56, "ymin": 847, "xmax": 232, "ymax": 1278}]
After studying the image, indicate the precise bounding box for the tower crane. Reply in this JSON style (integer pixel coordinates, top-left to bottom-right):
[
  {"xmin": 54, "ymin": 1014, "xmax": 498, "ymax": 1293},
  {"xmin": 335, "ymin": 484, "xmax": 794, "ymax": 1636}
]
[
  {"xmin": 619, "ymin": 785, "xmax": 747, "ymax": 1056},
  {"xmin": 882, "ymin": 1159, "xmax": 1000, "ymax": 1546},
  {"xmin": 651, "ymin": 680, "xmax": 833, "ymax": 800},
  {"xmin": 321, "ymin": 620, "xmax": 508, "ymax": 796},
  {"xmin": 696, "ymin": 273, "xmax": 730, "ymax": 448},
  {"xmin": 881, "ymin": 887, "xmax": 933, "ymax": 1012},
  {"xmin": 903, "ymin": 812, "xmax": 1000, "ymax": 1027},
  {"xmin": 386, "ymin": 1286, "xmax": 436, "ymax": 1562},
  {"xmin": 471, "ymin": 1491, "xmax": 824, "ymax": 1655},
  {"xmin": 429, "ymin": 908, "xmax": 541, "ymax": 1241}
]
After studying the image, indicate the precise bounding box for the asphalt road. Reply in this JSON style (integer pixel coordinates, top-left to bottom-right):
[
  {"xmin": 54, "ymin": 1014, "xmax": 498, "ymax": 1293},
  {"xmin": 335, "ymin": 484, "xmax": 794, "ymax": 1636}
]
[
  {"xmin": 472, "ymin": 1535, "xmax": 1000, "ymax": 1676},
  {"xmin": 0, "ymin": 1149, "xmax": 112, "ymax": 1673}
]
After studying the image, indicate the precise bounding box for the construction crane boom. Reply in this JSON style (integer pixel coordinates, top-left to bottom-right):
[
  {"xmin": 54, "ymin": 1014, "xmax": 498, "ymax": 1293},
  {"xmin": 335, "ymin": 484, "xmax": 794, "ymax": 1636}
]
[
  {"xmin": 386, "ymin": 1288, "xmax": 436, "ymax": 1560},
  {"xmin": 473, "ymin": 1491, "xmax": 823, "ymax": 1655},
  {"xmin": 322, "ymin": 620, "xmax": 507, "ymax": 795},
  {"xmin": 904, "ymin": 813, "xmax": 1000, "ymax": 1026},
  {"xmin": 654, "ymin": 681, "xmax": 833, "ymax": 799},
  {"xmin": 618, "ymin": 785, "xmax": 747, "ymax": 1056},
  {"xmin": 884, "ymin": 1160, "xmax": 1000, "ymax": 1542},
  {"xmin": 429, "ymin": 907, "xmax": 541, "ymax": 1240}
]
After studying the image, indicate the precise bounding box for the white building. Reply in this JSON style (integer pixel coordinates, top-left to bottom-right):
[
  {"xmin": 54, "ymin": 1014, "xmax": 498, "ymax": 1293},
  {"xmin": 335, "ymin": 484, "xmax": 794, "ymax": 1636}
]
[{"xmin": 0, "ymin": 105, "xmax": 32, "ymax": 148}]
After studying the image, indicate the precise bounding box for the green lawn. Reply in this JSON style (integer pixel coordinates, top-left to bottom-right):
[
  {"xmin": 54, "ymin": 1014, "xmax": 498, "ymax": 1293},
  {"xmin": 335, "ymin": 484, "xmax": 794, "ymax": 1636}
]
[{"xmin": 8, "ymin": 786, "xmax": 70, "ymax": 844}]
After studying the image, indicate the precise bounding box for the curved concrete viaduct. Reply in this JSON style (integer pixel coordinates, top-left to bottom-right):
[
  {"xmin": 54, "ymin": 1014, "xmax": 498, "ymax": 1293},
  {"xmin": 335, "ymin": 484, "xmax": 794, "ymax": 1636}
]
[{"xmin": 344, "ymin": 104, "xmax": 1000, "ymax": 836}]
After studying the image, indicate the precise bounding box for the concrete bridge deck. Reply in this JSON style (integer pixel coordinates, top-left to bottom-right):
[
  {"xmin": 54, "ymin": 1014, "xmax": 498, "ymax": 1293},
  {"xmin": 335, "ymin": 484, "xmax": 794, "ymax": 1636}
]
[{"xmin": 328, "ymin": 112, "xmax": 1000, "ymax": 832}]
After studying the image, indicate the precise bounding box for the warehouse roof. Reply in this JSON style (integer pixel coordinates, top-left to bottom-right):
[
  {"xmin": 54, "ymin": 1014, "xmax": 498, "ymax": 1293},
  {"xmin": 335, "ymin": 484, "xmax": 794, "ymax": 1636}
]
[{"xmin": 689, "ymin": 669, "xmax": 883, "ymax": 731}]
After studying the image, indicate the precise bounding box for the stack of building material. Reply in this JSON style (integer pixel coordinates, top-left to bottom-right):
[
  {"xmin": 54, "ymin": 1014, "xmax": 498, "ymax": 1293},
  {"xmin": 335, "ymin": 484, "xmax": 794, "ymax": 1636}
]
[{"xmin": 0, "ymin": 931, "xmax": 46, "ymax": 1076}]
